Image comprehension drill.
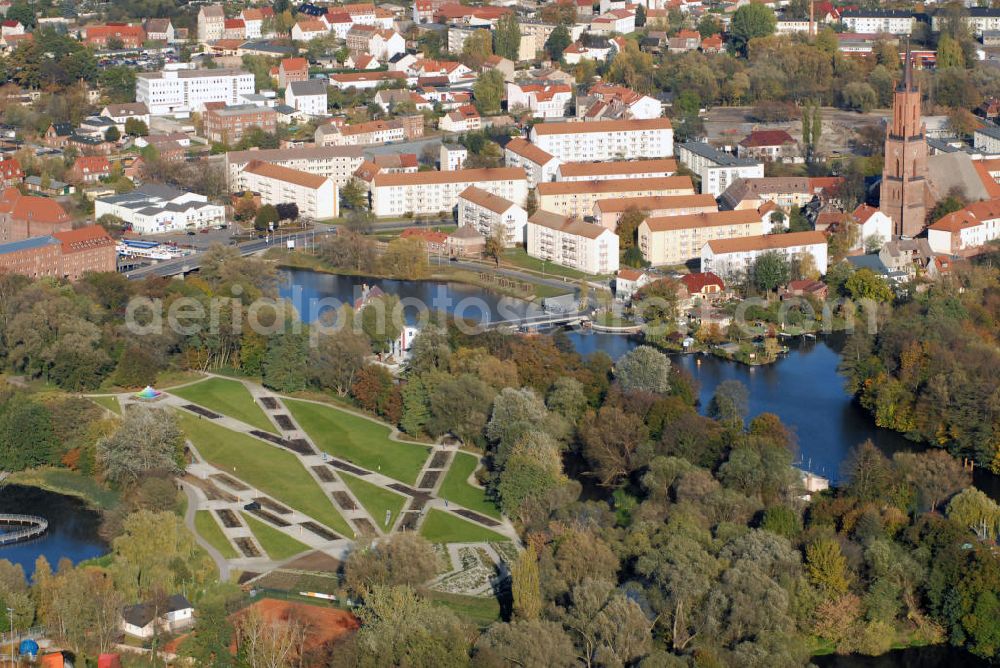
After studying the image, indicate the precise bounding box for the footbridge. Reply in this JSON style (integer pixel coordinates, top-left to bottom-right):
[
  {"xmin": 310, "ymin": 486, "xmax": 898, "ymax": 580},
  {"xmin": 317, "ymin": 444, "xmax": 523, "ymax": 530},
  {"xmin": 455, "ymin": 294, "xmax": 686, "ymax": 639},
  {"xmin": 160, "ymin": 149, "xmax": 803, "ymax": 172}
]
[
  {"xmin": 0, "ymin": 515, "xmax": 48, "ymax": 545},
  {"xmin": 485, "ymin": 311, "xmax": 590, "ymax": 331}
]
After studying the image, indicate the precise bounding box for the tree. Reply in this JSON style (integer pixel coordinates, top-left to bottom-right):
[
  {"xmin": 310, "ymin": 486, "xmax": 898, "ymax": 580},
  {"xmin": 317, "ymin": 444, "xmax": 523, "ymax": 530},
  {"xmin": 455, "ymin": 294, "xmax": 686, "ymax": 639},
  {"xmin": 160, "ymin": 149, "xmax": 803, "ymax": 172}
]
[
  {"xmin": 310, "ymin": 328, "xmax": 371, "ymax": 396},
  {"xmin": 358, "ymin": 294, "xmax": 403, "ymax": 354},
  {"xmin": 937, "ymin": 33, "xmax": 965, "ymax": 69},
  {"xmin": 263, "ymin": 329, "xmax": 308, "ymax": 392},
  {"xmin": 475, "ymin": 619, "xmax": 577, "ymax": 668},
  {"xmin": 254, "ymin": 204, "xmax": 279, "ymax": 232},
  {"xmin": 341, "ymin": 178, "xmax": 367, "ymax": 210},
  {"xmin": 381, "ymin": 237, "xmax": 429, "ymax": 279},
  {"xmin": 806, "ymin": 538, "xmax": 851, "ymax": 597},
  {"xmin": 344, "ymin": 533, "xmax": 440, "ymax": 594},
  {"xmin": 545, "ymin": 25, "xmax": 572, "ymax": 61},
  {"xmin": 493, "ymin": 14, "xmax": 521, "ymax": 61},
  {"xmin": 752, "ymin": 251, "xmax": 791, "ymax": 295},
  {"xmin": 841, "ymin": 82, "xmax": 878, "ymax": 113},
  {"xmin": 894, "ymin": 450, "xmax": 970, "ymax": 511},
  {"xmin": 473, "ymin": 69, "xmax": 504, "ymax": 115},
  {"xmin": 496, "ymin": 432, "xmax": 566, "ymax": 519},
  {"xmin": 845, "ymin": 268, "xmax": 893, "ymax": 303},
  {"xmin": 486, "ymin": 387, "xmax": 555, "ymax": 465},
  {"xmin": 511, "ymin": 549, "xmax": 543, "ymax": 620},
  {"xmin": 124, "ymin": 117, "xmax": 148, "ymax": 136},
  {"xmin": 275, "ymin": 202, "xmax": 299, "ymax": 222},
  {"xmin": 580, "ymin": 406, "xmax": 648, "ymax": 486},
  {"xmin": 560, "ymin": 578, "xmax": 652, "ymax": 666},
  {"xmin": 526, "ymin": 188, "xmax": 538, "ymax": 216},
  {"xmin": 484, "ymin": 232, "xmax": 504, "ymax": 267},
  {"xmin": 615, "ymin": 345, "xmax": 671, "ymax": 394},
  {"xmin": 947, "ymin": 488, "xmax": 1000, "ymax": 540},
  {"xmin": 234, "ymin": 605, "xmax": 305, "ymax": 668},
  {"xmin": 708, "ymin": 379, "xmax": 750, "ymax": 427},
  {"xmin": 0, "ymin": 395, "xmax": 56, "ymax": 471},
  {"xmin": 104, "ymin": 126, "xmax": 120, "ymax": 142},
  {"xmin": 729, "ymin": 3, "xmax": 776, "ymax": 56},
  {"xmin": 461, "ymin": 29, "xmax": 493, "ymax": 70},
  {"xmin": 96, "ymin": 406, "xmax": 182, "ymax": 486}
]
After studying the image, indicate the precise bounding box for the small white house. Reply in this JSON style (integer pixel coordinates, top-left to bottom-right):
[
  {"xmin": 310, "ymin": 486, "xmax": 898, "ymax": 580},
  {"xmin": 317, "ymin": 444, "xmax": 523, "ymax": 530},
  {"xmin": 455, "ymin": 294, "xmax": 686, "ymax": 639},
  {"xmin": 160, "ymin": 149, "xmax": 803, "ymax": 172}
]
[
  {"xmin": 285, "ymin": 80, "xmax": 328, "ymax": 117},
  {"xmin": 121, "ymin": 594, "xmax": 194, "ymax": 639},
  {"xmin": 615, "ymin": 268, "xmax": 650, "ymax": 302},
  {"xmin": 852, "ymin": 204, "xmax": 893, "ymax": 251},
  {"xmin": 390, "ymin": 325, "xmax": 420, "ymax": 360}
]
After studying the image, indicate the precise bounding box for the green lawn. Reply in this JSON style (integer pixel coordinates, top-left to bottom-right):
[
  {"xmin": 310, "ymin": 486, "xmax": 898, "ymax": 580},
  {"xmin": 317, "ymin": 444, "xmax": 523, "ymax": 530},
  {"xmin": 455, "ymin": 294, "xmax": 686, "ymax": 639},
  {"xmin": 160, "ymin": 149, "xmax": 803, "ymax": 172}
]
[
  {"xmin": 89, "ymin": 395, "xmax": 121, "ymax": 415},
  {"xmin": 284, "ymin": 399, "xmax": 430, "ymax": 485},
  {"xmin": 437, "ymin": 453, "xmax": 501, "ymax": 519},
  {"xmin": 178, "ymin": 413, "xmax": 353, "ymax": 538},
  {"xmin": 420, "ymin": 509, "xmax": 507, "ymax": 543},
  {"xmin": 502, "ymin": 247, "xmax": 597, "ymax": 280},
  {"xmin": 172, "ymin": 377, "xmax": 277, "ymax": 433},
  {"xmin": 427, "ymin": 591, "xmax": 502, "ymax": 627},
  {"xmin": 195, "ymin": 510, "xmax": 238, "ymax": 559},
  {"xmin": 242, "ymin": 512, "xmax": 312, "ymax": 561},
  {"xmin": 5, "ymin": 467, "xmax": 119, "ymax": 510},
  {"xmin": 339, "ymin": 472, "xmax": 407, "ymax": 532}
]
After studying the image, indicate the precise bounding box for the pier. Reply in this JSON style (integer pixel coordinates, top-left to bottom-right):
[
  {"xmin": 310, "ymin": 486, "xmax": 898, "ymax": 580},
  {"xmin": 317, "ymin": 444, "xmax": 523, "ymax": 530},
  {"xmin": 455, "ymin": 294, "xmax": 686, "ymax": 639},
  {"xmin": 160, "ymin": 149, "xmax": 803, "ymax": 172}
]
[{"xmin": 0, "ymin": 514, "xmax": 48, "ymax": 545}]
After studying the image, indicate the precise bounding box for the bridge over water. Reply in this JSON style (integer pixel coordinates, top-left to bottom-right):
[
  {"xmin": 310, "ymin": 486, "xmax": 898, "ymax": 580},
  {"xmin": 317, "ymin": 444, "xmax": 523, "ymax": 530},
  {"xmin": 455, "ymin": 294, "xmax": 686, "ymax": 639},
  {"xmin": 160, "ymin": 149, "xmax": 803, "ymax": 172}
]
[
  {"xmin": 0, "ymin": 514, "xmax": 48, "ymax": 545},
  {"xmin": 484, "ymin": 311, "xmax": 590, "ymax": 331}
]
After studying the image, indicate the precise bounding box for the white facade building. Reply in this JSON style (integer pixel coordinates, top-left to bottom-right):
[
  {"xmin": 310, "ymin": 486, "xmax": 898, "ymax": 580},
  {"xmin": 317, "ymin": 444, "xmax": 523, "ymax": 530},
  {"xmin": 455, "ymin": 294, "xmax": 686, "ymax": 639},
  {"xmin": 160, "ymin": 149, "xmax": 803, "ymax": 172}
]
[
  {"xmin": 95, "ymin": 184, "xmax": 225, "ymax": 234},
  {"xmin": 677, "ymin": 141, "xmax": 765, "ymax": 197},
  {"xmin": 457, "ymin": 186, "xmax": 528, "ymax": 247},
  {"xmin": 506, "ymin": 83, "xmax": 573, "ymax": 119},
  {"xmin": 440, "ymin": 143, "xmax": 468, "ymax": 171},
  {"xmin": 238, "ymin": 160, "xmax": 339, "ymax": 219},
  {"xmin": 526, "ymin": 209, "xmax": 619, "ymax": 275},
  {"xmin": 285, "ymin": 80, "xmax": 327, "ymax": 117},
  {"xmin": 503, "ymin": 138, "xmax": 560, "ymax": 188},
  {"xmin": 529, "ymin": 118, "xmax": 673, "ymax": 162},
  {"xmin": 136, "ymin": 68, "xmax": 255, "ymax": 115},
  {"xmin": 225, "ymin": 146, "xmax": 365, "ymax": 188},
  {"xmin": 701, "ymin": 231, "xmax": 829, "ymax": 278},
  {"xmin": 555, "ymin": 158, "xmax": 677, "ymax": 182},
  {"xmin": 927, "ymin": 198, "xmax": 1000, "ymax": 254},
  {"xmin": 842, "ymin": 10, "xmax": 914, "ymax": 35},
  {"xmin": 371, "ymin": 167, "xmax": 528, "ymax": 218}
]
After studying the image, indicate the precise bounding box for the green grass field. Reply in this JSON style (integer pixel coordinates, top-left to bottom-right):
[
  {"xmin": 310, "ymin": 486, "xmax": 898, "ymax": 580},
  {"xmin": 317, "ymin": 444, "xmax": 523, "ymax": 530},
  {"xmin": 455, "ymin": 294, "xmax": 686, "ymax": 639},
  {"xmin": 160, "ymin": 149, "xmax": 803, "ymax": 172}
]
[
  {"xmin": 195, "ymin": 510, "xmax": 238, "ymax": 559},
  {"xmin": 285, "ymin": 399, "xmax": 430, "ymax": 485},
  {"xmin": 339, "ymin": 472, "xmax": 407, "ymax": 532},
  {"xmin": 437, "ymin": 452, "xmax": 501, "ymax": 519},
  {"xmin": 89, "ymin": 395, "xmax": 121, "ymax": 415},
  {"xmin": 172, "ymin": 377, "xmax": 277, "ymax": 433},
  {"xmin": 178, "ymin": 413, "xmax": 353, "ymax": 538},
  {"xmin": 5, "ymin": 467, "xmax": 119, "ymax": 509},
  {"xmin": 427, "ymin": 591, "xmax": 502, "ymax": 627},
  {"xmin": 242, "ymin": 512, "xmax": 311, "ymax": 561},
  {"xmin": 419, "ymin": 509, "xmax": 507, "ymax": 544},
  {"xmin": 502, "ymin": 247, "xmax": 597, "ymax": 280}
]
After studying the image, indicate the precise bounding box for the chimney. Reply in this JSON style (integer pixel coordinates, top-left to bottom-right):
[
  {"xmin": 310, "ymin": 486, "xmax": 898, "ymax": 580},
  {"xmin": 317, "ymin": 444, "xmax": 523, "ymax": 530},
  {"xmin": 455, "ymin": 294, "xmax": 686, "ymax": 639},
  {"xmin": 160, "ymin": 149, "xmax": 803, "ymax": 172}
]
[{"xmin": 809, "ymin": 0, "xmax": 815, "ymax": 37}]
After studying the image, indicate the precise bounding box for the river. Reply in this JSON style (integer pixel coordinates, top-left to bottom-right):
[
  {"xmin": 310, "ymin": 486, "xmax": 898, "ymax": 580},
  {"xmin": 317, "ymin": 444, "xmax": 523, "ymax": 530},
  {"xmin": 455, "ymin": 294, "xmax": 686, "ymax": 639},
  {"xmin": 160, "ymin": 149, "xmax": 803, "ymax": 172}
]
[
  {"xmin": 279, "ymin": 269, "xmax": 1000, "ymax": 494},
  {"xmin": 0, "ymin": 485, "xmax": 108, "ymax": 577}
]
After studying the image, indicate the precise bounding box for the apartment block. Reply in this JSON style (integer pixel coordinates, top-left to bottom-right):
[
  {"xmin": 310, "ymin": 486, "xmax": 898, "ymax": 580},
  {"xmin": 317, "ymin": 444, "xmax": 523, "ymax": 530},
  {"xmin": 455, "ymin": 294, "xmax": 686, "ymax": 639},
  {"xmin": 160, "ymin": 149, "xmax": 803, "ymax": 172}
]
[
  {"xmin": 555, "ymin": 158, "xmax": 677, "ymax": 182},
  {"xmin": 457, "ymin": 186, "xmax": 527, "ymax": 247},
  {"xmin": 136, "ymin": 68, "xmax": 255, "ymax": 115},
  {"xmin": 928, "ymin": 198, "xmax": 1000, "ymax": 255},
  {"xmin": 203, "ymin": 104, "xmax": 277, "ymax": 143},
  {"xmin": 370, "ymin": 167, "xmax": 528, "ymax": 218},
  {"xmin": 593, "ymin": 193, "xmax": 718, "ymax": 231},
  {"xmin": 537, "ymin": 176, "xmax": 695, "ymax": 219},
  {"xmin": 0, "ymin": 225, "xmax": 115, "ymax": 281},
  {"xmin": 503, "ymin": 138, "xmax": 560, "ymax": 188},
  {"xmin": 638, "ymin": 209, "xmax": 764, "ymax": 267},
  {"xmin": 225, "ymin": 146, "xmax": 365, "ymax": 187},
  {"xmin": 239, "ymin": 161, "xmax": 338, "ymax": 219},
  {"xmin": 701, "ymin": 231, "xmax": 829, "ymax": 278},
  {"xmin": 676, "ymin": 142, "xmax": 764, "ymax": 197},
  {"xmin": 529, "ymin": 117, "xmax": 673, "ymax": 162},
  {"xmin": 526, "ymin": 209, "xmax": 619, "ymax": 275}
]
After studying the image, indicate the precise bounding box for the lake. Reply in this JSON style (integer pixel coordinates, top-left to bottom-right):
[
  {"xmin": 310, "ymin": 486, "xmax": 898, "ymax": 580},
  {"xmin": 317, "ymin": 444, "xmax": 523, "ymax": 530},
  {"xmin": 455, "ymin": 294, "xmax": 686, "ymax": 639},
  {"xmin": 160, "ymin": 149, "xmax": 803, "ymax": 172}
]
[
  {"xmin": 0, "ymin": 485, "xmax": 108, "ymax": 577},
  {"xmin": 280, "ymin": 269, "xmax": 1000, "ymax": 493}
]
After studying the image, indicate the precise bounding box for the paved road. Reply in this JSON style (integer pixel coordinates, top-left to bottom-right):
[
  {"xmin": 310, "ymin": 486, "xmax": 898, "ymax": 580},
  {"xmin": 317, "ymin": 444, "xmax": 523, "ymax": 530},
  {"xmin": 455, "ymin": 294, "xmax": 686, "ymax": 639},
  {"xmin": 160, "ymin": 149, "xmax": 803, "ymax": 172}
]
[{"xmin": 181, "ymin": 484, "xmax": 230, "ymax": 581}]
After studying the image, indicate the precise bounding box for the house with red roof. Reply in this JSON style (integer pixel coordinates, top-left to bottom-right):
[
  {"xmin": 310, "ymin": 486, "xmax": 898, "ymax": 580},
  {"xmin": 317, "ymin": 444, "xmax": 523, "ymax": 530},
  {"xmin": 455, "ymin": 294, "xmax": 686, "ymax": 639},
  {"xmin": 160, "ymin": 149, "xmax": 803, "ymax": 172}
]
[
  {"xmin": 506, "ymin": 83, "xmax": 572, "ymax": 119},
  {"xmin": 278, "ymin": 58, "xmax": 309, "ymax": 89},
  {"xmin": 0, "ymin": 187, "xmax": 73, "ymax": 242},
  {"xmin": 615, "ymin": 268, "xmax": 651, "ymax": 302},
  {"xmin": 680, "ymin": 272, "xmax": 725, "ymax": 303},
  {"xmin": 701, "ymin": 34, "xmax": 724, "ymax": 53},
  {"xmin": 400, "ymin": 227, "xmax": 449, "ymax": 253},
  {"xmin": 0, "ymin": 19, "xmax": 23, "ymax": 37},
  {"xmin": 439, "ymin": 104, "xmax": 481, "ymax": 133},
  {"xmin": 71, "ymin": 156, "xmax": 112, "ymax": 184},
  {"xmin": 84, "ymin": 24, "xmax": 146, "ymax": 48},
  {"xmin": 737, "ymin": 129, "xmax": 799, "ymax": 163},
  {"xmin": 222, "ymin": 18, "xmax": 245, "ymax": 40},
  {"xmin": 0, "ymin": 157, "xmax": 22, "ymax": 188}
]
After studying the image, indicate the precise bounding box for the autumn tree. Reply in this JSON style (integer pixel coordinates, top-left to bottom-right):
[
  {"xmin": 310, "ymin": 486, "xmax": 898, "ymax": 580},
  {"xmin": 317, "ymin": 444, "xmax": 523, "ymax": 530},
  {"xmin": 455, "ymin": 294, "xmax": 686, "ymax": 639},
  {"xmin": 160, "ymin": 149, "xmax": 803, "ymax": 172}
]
[
  {"xmin": 473, "ymin": 69, "xmax": 505, "ymax": 115},
  {"xmin": 511, "ymin": 548, "xmax": 542, "ymax": 620},
  {"xmin": 615, "ymin": 345, "xmax": 671, "ymax": 394},
  {"xmin": 96, "ymin": 406, "xmax": 182, "ymax": 486},
  {"xmin": 493, "ymin": 14, "xmax": 521, "ymax": 61},
  {"xmin": 344, "ymin": 533, "xmax": 440, "ymax": 594}
]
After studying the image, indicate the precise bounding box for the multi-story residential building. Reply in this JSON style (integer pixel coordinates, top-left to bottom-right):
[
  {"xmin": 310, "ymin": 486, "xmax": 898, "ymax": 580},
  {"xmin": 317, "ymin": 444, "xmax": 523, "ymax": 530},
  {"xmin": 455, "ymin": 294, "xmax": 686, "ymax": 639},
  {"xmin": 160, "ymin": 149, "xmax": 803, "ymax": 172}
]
[
  {"xmin": 719, "ymin": 176, "xmax": 839, "ymax": 211},
  {"xmin": 932, "ymin": 7, "xmax": 1000, "ymax": 36},
  {"xmin": 638, "ymin": 209, "xmax": 764, "ymax": 266},
  {"xmin": 0, "ymin": 226, "xmax": 115, "ymax": 281},
  {"xmin": 241, "ymin": 8, "xmax": 271, "ymax": 39},
  {"xmin": 71, "ymin": 156, "xmax": 111, "ymax": 183},
  {"xmin": 85, "ymin": 24, "xmax": 147, "ymax": 48},
  {"xmin": 370, "ymin": 167, "xmax": 528, "ymax": 217},
  {"xmin": 841, "ymin": 9, "xmax": 913, "ymax": 35},
  {"xmin": 439, "ymin": 105, "xmax": 481, "ymax": 132},
  {"xmin": 504, "ymin": 138, "xmax": 560, "ymax": 188},
  {"xmin": 537, "ymin": 176, "xmax": 695, "ymax": 218},
  {"xmin": 701, "ymin": 231, "xmax": 829, "ymax": 278},
  {"xmin": 292, "ymin": 18, "xmax": 329, "ymax": 41},
  {"xmin": 440, "ymin": 143, "xmax": 468, "ymax": 171},
  {"xmin": 580, "ymin": 83, "xmax": 662, "ymax": 121},
  {"xmin": 0, "ymin": 157, "xmax": 23, "ymax": 188},
  {"xmin": 239, "ymin": 160, "xmax": 338, "ymax": 219},
  {"xmin": 101, "ymin": 102, "xmax": 150, "ymax": 128},
  {"xmin": 555, "ymin": 158, "xmax": 677, "ymax": 182},
  {"xmin": 95, "ymin": 184, "xmax": 225, "ymax": 234},
  {"xmin": 518, "ymin": 21, "xmax": 557, "ymax": 56},
  {"xmin": 457, "ymin": 186, "xmax": 528, "ymax": 247},
  {"xmin": 278, "ymin": 58, "xmax": 309, "ymax": 88},
  {"xmin": 529, "ymin": 117, "xmax": 674, "ymax": 162},
  {"xmin": 506, "ymin": 83, "xmax": 573, "ymax": 119},
  {"xmin": 225, "ymin": 146, "xmax": 365, "ymax": 187},
  {"xmin": 526, "ymin": 209, "xmax": 619, "ymax": 275},
  {"xmin": 0, "ymin": 188, "xmax": 72, "ymax": 242},
  {"xmin": 590, "ymin": 8, "xmax": 636, "ymax": 35},
  {"xmin": 592, "ymin": 193, "xmax": 718, "ymax": 231},
  {"xmin": 928, "ymin": 197, "xmax": 1000, "ymax": 254},
  {"xmin": 677, "ymin": 142, "xmax": 765, "ymax": 196},
  {"xmin": 136, "ymin": 68, "xmax": 255, "ymax": 115},
  {"xmin": 203, "ymin": 104, "xmax": 277, "ymax": 143},
  {"xmin": 197, "ymin": 5, "xmax": 225, "ymax": 43},
  {"xmin": 318, "ymin": 119, "xmax": 405, "ymax": 146},
  {"xmin": 285, "ymin": 80, "xmax": 327, "ymax": 117},
  {"xmin": 328, "ymin": 71, "xmax": 407, "ymax": 90}
]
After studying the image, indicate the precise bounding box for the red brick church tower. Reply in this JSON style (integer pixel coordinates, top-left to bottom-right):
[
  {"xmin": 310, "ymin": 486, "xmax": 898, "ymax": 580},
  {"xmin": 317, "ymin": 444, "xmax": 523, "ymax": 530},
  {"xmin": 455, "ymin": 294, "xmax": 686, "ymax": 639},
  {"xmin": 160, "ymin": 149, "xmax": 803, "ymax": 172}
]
[{"xmin": 880, "ymin": 48, "xmax": 929, "ymax": 238}]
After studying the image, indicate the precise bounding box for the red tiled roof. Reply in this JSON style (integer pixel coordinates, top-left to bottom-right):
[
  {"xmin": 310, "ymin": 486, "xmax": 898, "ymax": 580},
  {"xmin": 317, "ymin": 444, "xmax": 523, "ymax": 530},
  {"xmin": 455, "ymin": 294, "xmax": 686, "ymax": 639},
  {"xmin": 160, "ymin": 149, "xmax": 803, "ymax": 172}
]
[
  {"xmin": 52, "ymin": 225, "xmax": 114, "ymax": 253},
  {"xmin": 0, "ymin": 187, "xmax": 70, "ymax": 224},
  {"xmin": 680, "ymin": 271, "xmax": 724, "ymax": 294},
  {"xmin": 739, "ymin": 130, "xmax": 795, "ymax": 148},
  {"xmin": 400, "ymin": 227, "xmax": 449, "ymax": 244}
]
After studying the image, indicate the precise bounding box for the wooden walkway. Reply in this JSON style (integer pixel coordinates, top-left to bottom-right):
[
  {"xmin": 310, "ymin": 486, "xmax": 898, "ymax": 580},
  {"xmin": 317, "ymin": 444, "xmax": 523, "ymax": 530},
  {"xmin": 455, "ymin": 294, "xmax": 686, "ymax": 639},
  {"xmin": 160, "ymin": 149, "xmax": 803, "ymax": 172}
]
[{"xmin": 0, "ymin": 514, "xmax": 48, "ymax": 545}]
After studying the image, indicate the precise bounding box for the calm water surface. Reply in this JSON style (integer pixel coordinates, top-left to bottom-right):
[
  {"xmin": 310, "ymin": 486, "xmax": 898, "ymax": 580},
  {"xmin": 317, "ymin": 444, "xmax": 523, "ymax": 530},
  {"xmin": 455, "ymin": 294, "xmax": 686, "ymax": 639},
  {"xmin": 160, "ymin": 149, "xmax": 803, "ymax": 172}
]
[{"xmin": 0, "ymin": 485, "xmax": 107, "ymax": 577}]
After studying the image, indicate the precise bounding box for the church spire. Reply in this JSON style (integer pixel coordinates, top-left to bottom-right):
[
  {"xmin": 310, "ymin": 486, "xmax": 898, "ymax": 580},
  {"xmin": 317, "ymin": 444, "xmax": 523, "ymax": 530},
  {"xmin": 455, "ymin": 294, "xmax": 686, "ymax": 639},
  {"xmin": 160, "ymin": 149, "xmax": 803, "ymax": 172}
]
[{"xmin": 902, "ymin": 39, "xmax": 913, "ymax": 92}]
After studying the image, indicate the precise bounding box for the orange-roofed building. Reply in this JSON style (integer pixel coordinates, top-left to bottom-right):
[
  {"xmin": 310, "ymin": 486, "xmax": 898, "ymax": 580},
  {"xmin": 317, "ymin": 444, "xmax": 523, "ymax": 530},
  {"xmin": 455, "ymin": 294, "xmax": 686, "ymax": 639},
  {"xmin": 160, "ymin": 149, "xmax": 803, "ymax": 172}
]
[
  {"xmin": 0, "ymin": 187, "xmax": 73, "ymax": 242},
  {"xmin": 85, "ymin": 24, "xmax": 146, "ymax": 48},
  {"xmin": 238, "ymin": 160, "xmax": 338, "ymax": 219},
  {"xmin": 0, "ymin": 157, "xmax": 22, "ymax": 188},
  {"xmin": 52, "ymin": 225, "xmax": 116, "ymax": 279},
  {"xmin": 400, "ymin": 227, "xmax": 449, "ymax": 252},
  {"xmin": 71, "ymin": 156, "xmax": 112, "ymax": 184}
]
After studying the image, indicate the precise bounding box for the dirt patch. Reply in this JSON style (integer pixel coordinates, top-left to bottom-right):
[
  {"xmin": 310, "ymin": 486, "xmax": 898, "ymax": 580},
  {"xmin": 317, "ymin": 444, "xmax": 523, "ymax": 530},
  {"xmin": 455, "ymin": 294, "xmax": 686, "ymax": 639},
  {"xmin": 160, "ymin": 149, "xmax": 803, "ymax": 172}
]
[
  {"xmin": 235, "ymin": 537, "xmax": 261, "ymax": 557},
  {"xmin": 274, "ymin": 414, "xmax": 295, "ymax": 430},
  {"xmin": 419, "ymin": 470, "xmax": 440, "ymax": 489},
  {"xmin": 452, "ymin": 508, "xmax": 501, "ymax": 527},
  {"xmin": 352, "ymin": 518, "xmax": 378, "ymax": 537},
  {"xmin": 300, "ymin": 522, "xmax": 340, "ymax": 541},
  {"xmin": 250, "ymin": 430, "xmax": 314, "ymax": 455},
  {"xmin": 215, "ymin": 509, "xmax": 242, "ymax": 528},
  {"xmin": 183, "ymin": 404, "xmax": 221, "ymax": 419},
  {"xmin": 282, "ymin": 550, "xmax": 342, "ymax": 573},
  {"xmin": 429, "ymin": 451, "xmax": 450, "ymax": 469},
  {"xmin": 211, "ymin": 473, "xmax": 250, "ymax": 491},
  {"xmin": 331, "ymin": 491, "xmax": 357, "ymax": 510},
  {"xmin": 387, "ymin": 482, "xmax": 418, "ymax": 496},
  {"xmin": 255, "ymin": 497, "xmax": 292, "ymax": 515},
  {"xmin": 312, "ymin": 466, "xmax": 336, "ymax": 482},
  {"xmin": 184, "ymin": 475, "xmax": 236, "ymax": 501},
  {"xmin": 329, "ymin": 460, "xmax": 369, "ymax": 476},
  {"xmin": 243, "ymin": 599, "xmax": 359, "ymax": 652},
  {"xmin": 259, "ymin": 397, "xmax": 279, "ymax": 410},
  {"xmin": 398, "ymin": 512, "xmax": 420, "ymax": 531}
]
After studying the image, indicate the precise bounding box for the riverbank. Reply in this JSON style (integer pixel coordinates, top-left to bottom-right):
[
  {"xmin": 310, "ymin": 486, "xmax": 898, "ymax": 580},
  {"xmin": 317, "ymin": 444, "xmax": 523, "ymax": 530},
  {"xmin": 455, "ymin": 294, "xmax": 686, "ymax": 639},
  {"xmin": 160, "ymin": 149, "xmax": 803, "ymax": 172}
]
[{"xmin": 4, "ymin": 468, "xmax": 119, "ymax": 511}]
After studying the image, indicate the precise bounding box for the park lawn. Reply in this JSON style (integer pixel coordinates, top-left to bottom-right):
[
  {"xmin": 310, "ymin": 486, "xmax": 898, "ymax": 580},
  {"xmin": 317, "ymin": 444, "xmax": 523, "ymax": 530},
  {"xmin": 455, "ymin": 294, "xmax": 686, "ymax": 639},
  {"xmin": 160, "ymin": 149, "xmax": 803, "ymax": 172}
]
[
  {"xmin": 172, "ymin": 377, "xmax": 277, "ymax": 433},
  {"xmin": 502, "ymin": 247, "xmax": 596, "ymax": 281},
  {"xmin": 195, "ymin": 510, "xmax": 238, "ymax": 559},
  {"xmin": 242, "ymin": 512, "xmax": 311, "ymax": 561},
  {"xmin": 178, "ymin": 413, "xmax": 353, "ymax": 538},
  {"xmin": 339, "ymin": 472, "xmax": 407, "ymax": 532},
  {"xmin": 284, "ymin": 399, "xmax": 430, "ymax": 485},
  {"xmin": 89, "ymin": 395, "xmax": 121, "ymax": 415},
  {"xmin": 427, "ymin": 591, "xmax": 502, "ymax": 627},
  {"xmin": 437, "ymin": 452, "xmax": 501, "ymax": 519},
  {"xmin": 420, "ymin": 509, "xmax": 507, "ymax": 544}
]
